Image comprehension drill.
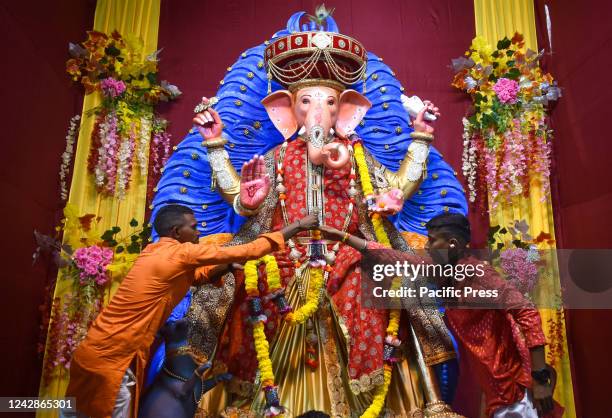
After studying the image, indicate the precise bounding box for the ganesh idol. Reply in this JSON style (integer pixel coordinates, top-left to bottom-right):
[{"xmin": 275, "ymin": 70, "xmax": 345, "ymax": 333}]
[{"xmin": 151, "ymin": 10, "xmax": 468, "ymax": 418}]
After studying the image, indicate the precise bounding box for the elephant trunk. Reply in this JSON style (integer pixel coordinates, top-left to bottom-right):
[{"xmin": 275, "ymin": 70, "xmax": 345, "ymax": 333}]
[{"xmin": 307, "ymin": 125, "xmax": 350, "ymax": 169}]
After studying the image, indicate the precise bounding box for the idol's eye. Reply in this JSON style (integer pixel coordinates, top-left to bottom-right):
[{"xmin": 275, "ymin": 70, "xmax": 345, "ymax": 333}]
[
  {"xmin": 327, "ymin": 99, "xmax": 335, "ymax": 106},
  {"xmin": 302, "ymin": 98, "xmax": 310, "ymax": 104}
]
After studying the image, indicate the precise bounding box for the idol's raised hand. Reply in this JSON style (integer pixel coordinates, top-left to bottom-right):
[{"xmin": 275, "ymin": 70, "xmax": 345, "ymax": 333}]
[
  {"xmin": 240, "ymin": 155, "xmax": 271, "ymax": 209},
  {"xmin": 412, "ymin": 100, "xmax": 441, "ymax": 135},
  {"xmin": 193, "ymin": 97, "xmax": 223, "ymax": 140}
]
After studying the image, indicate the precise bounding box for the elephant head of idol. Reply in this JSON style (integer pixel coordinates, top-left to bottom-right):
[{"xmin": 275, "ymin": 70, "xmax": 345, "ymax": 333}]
[{"xmin": 261, "ymin": 30, "xmax": 370, "ymax": 169}]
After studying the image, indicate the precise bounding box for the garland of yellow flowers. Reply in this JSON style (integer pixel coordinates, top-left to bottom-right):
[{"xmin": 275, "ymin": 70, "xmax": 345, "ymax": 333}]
[
  {"xmin": 354, "ymin": 140, "xmax": 400, "ymax": 418},
  {"xmin": 244, "ymin": 255, "xmax": 285, "ymax": 416},
  {"xmin": 353, "ymin": 142, "xmax": 391, "ymax": 247},
  {"xmin": 284, "ymin": 267, "xmax": 324, "ymax": 324}
]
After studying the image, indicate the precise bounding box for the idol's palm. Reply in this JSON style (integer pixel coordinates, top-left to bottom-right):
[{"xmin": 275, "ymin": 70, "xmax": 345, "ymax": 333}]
[{"xmin": 240, "ymin": 155, "xmax": 270, "ymax": 209}]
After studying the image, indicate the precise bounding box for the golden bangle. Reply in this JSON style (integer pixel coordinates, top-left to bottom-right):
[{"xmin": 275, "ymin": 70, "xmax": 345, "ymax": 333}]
[
  {"xmin": 409, "ymin": 131, "xmax": 434, "ymax": 142},
  {"xmin": 202, "ymin": 137, "xmax": 228, "ymax": 148},
  {"xmin": 342, "ymin": 232, "xmax": 350, "ymax": 243}
]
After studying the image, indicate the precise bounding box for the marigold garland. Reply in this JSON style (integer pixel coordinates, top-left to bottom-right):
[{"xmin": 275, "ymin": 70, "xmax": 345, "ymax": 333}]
[
  {"xmin": 354, "ymin": 140, "xmax": 399, "ymax": 418},
  {"xmin": 253, "ymin": 321, "xmax": 275, "ymax": 384},
  {"xmin": 353, "ymin": 142, "xmax": 391, "ymax": 247},
  {"xmin": 284, "ymin": 267, "xmax": 324, "ymax": 325},
  {"xmin": 244, "ymin": 255, "xmax": 285, "ymax": 416}
]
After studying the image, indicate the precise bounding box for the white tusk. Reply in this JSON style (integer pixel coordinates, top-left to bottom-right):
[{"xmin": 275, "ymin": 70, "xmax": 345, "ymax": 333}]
[{"xmin": 298, "ymin": 126, "xmax": 306, "ymax": 135}]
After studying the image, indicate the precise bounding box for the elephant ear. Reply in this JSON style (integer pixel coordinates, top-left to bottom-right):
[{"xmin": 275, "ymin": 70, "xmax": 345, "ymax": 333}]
[
  {"xmin": 336, "ymin": 89, "xmax": 371, "ymax": 138},
  {"xmin": 261, "ymin": 90, "xmax": 297, "ymax": 139}
]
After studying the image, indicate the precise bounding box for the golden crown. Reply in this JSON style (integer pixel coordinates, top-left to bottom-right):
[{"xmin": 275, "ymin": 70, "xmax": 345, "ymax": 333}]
[{"xmin": 264, "ymin": 30, "xmax": 368, "ymax": 93}]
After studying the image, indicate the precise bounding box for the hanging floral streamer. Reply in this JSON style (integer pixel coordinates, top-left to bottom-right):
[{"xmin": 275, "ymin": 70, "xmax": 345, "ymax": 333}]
[
  {"xmin": 66, "ymin": 30, "xmax": 180, "ymax": 198},
  {"xmin": 452, "ymin": 33, "xmax": 560, "ymax": 210},
  {"xmin": 35, "ymin": 203, "xmax": 151, "ymax": 383},
  {"xmin": 59, "ymin": 115, "xmax": 81, "ymax": 201}
]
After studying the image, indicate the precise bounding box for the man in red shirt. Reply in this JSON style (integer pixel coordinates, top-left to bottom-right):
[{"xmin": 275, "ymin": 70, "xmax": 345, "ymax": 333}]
[
  {"xmin": 423, "ymin": 213, "xmax": 556, "ymax": 417},
  {"xmin": 321, "ymin": 213, "xmax": 557, "ymax": 417}
]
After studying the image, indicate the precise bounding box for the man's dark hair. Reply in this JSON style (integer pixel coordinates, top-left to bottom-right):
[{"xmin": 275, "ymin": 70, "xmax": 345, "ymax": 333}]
[
  {"xmin": 425, "ymin": 213, "xmax": 471, "ymax": 244},
  {"xmin": 296, "ymin": 412, "xmax": 330, "ymax": 418},
  {"xmin": 153, "ymin": 204, "xmax": 194, "ymax": 237}
]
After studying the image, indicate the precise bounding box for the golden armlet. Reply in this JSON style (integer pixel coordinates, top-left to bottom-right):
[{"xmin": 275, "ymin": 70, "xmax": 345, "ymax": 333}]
[
  {"xmin": 409, "ymin": 131, "xmax": 434, "ymax": 142},
  {"xmin": 206, "ymin": 143, "xmax": 240, "ymax": 192},
  {"xmin": 202, "ymin": 137, "xmax": 228, "ymax": 149}
]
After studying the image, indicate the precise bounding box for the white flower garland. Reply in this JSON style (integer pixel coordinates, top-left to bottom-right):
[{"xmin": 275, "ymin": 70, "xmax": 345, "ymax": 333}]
[
  {"xmin": 115, "ymin": 122, "xmax": 135, "ymax": 200},
  {"xmin": 59, "ymin": 115, "xmax": 81, "ymax": 201},
  {"xmin": 461, "ymin": 118, "xmax": 478, "ymax": 203},
  {"xmin": 94, "ymin": 114, "xmax": 111, "ymax": 189},
  {"xmin": 137, "ymin": 115, "xmax": 152, "ymax": 175}
]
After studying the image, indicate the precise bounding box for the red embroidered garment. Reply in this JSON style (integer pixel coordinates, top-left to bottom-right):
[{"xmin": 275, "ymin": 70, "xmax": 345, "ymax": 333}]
[
  {"xmin": 216, "ymin": 138, "xmax": 387, "ymax": 387},
  {"xmin": 444, "ymin": 257, "xmax": 547, "ymax": 417}
]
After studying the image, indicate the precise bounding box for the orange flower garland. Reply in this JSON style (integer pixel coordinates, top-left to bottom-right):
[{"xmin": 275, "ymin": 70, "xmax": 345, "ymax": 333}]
[{"xmin": 353, "ymin": 140, "xmax": 400, "ymax": 417}]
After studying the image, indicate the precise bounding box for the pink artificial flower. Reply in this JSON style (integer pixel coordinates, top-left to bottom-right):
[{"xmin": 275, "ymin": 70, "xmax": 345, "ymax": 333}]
[
  {"xmin": 493, "ymin": 78, "xmax": 519, "ymax": 104},
  {"xmin": 100, "ymin": 77, "xmax": 126, "ymax": 99},
  {"xmin": 73, "ymin": 245, "xmax": 114, "ymax": 286},
  {"xmin": 500, "ymin": 248, "xmax": 538, "ymax": 294}
]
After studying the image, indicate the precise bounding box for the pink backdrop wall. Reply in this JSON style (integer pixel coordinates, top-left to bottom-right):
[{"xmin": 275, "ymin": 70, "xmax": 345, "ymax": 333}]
[
  {"xmin": 535, "ymin": 1, "xmax": 612, "ymax": 417},
  {"xmin": 0, "ymin": 0, "xmax": 96, "ymax": 412}
]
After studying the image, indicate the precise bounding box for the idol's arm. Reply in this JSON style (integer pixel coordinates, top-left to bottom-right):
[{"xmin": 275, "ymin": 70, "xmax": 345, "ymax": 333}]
[
  {"xmin": 204, "ymin": 137, "xmax": 241, "ymax": 205},
  {"xmin": 380, "ymin": 132, "xmax": 433, "ymax": 199}
]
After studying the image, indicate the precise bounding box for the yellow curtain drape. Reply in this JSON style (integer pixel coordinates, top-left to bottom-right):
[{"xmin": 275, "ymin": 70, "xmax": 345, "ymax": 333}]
[
  {"xmin": 37, "ymin": 1, "xmax": 161, "ymax": 416},
  {"xmin": 473, "ymin": 1, "xmax": 576, "ymax": 416}
]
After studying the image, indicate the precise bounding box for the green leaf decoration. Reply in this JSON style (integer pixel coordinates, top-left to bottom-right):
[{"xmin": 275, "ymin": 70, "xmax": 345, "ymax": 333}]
[
  {"xmin": 146, "ymin": 72, "xmax": 157, "ymax": 85},
  {"xmin": 101, "ymin": 230, "xmax": 115, "ymax": 241},
  {"xmin": 105, "ymin": 45, "xmax": 121, "ymax": 57},
  {"xmin": 504, "ymin": 68, "xmax": 521, "ymax": 80},
  {"xmin": 129, "ymin": 218, "xmax": 139, "ymax": 227},
  {"xmin": 506, "ymin": 49, "xmax": 515, "ymax": 57},
  {"xmin": 108, "ymin": 239, "xmax": 118, "ymax": 247},
  {"xmin": 112, "ymin": 226, "xmax": 121, "ymax": 233},
  {"xmin": 497, "ymin": 37, "xmax": 511, "ymax": 50},
  {"xmin": 116, "ymin": 246, "xmax": 124, "ymax": 253},
  {"xmin": 127, "ymin": 242, "xmax": 141, "ymax": 254}
]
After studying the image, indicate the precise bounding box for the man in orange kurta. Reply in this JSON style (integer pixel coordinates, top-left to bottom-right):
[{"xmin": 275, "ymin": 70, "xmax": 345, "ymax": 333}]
[{"xmin": 65, "ymin": 205, "xmax": 316, "ymax": 417}]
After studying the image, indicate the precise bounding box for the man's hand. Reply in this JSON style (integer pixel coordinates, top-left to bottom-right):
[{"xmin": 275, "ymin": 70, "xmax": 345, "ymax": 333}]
[
  {"xmin": 279, "ymin": 214, "xmax": 319, "ymax": 241},
  {"xmin": 240, "ymin": 155, "xmax": 271, "ymax": 210},
  {"xmin": 295, "ymin": 214, "xmax": 319, "ymax": 231},
  {"xmin": 319, "ymin": 225, "xmax": 344, "ymax": 241},
  {"xmin": 193, "ymin": 98, "xmax": 223, "ymax": 140},
  {"xmin": 531, "ymin": 365, "xmax": 557, "ymax": 417},
  {"xmin": 412, "ymin": 100, "xmax": 440, "ymax": 135}
]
